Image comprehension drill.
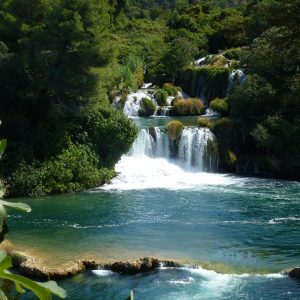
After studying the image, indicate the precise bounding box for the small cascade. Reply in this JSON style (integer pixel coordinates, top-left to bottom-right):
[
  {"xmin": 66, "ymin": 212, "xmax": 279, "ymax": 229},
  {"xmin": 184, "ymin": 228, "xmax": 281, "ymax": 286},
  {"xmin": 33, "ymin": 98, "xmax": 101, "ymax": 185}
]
[
  {"xmin": 129, "ymin": 127, "xmax": 218, "ymax": 172},
  {"xmin": 123, "ymin": 90, "xmax": 156, "ymax": 116},
  {"xmin": 130, "ymin": 128, "xmax": 155, "ymax": 157},
  {"xmin": 205, "ymin": 107, "xmax": 220, "ymax": 117},
  {"xmin": 160, "ymin": 107, "xmax": 171, "ymax": 116},
  {"xmin": 153, "ymin": 127, "xmax": 170, "ymax": 158},
  {"xmin": 178, "ymin": 128, "xmax": 217, "ymax": 171},
  {"xmin": 112, "ymin": 89, "xmax": 156, "ymax": 117},
  {"xmin": 228, "ymin": 69, "xmax": 246, "ymax": 91}
]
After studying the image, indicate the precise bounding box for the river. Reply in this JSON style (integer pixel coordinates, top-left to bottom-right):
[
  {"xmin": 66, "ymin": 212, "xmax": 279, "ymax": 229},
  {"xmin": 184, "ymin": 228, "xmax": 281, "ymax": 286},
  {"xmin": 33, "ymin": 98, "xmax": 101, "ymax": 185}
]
[{"xmin": 7, "ymin": 116, "xmax": 300, "ymax": 299}]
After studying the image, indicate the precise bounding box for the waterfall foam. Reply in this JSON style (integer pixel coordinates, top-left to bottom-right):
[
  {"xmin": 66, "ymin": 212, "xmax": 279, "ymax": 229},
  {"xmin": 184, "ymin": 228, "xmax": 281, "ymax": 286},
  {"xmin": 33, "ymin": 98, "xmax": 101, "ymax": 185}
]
[
  {"xmin": 123, "ymin": 90, "xmax": 155, "ymax": 116},
  {"xmin": 101, "ymin": 126, "xmax": 230, "ymax": 191},
  {"xmin": 129, "ymin": 127, "xmax": 217, "ymax": 171},
  {"xmin": 228, "ymin": 69, "xmax": 246, "ymax": 91}
]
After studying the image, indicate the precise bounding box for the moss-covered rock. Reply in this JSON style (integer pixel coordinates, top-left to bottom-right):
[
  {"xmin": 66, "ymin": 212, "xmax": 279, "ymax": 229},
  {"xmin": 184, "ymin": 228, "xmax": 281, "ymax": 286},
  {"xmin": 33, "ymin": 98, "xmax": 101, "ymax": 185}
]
[
  {"xmin": 225, "ymin": 149, "xmax": 237, "ymax": 168},
  {"xmin": 210, "ymin": 98, "xmax": 228, "ymax": 115},
  {"xmin": 155, "ymin": 89, "xmax": 168, "ymax": 106},
  {"xmin": 169, "ymin": 98, "xmax": 205, "ymax": 116},
  {"xmin": 167, "ymin": 121, "xmax": 184, "ymax": 141},
  {"xmin": 198, "ymin": 118, "xmax": 212, "ymax": 128},
  {"xmin": 162, "ymin": 83, "xmax": 180, "ymax": 96},
  {"xmin": 178, "ymin": 66, "xmax": 230, "ymax": 102},
  {"xmin": 138, "ymin": 98, "xmax": 156, "ymax": 117}
]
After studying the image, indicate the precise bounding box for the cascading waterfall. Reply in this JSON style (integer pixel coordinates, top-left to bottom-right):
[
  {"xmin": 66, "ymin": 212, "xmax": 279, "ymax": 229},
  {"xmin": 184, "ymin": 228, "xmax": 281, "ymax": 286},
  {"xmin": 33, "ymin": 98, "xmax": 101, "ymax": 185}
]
[
  {"xmin": 178, "ymin": 127, "xmax": 218, "ymax": 171},
  {"xmin": 228, "ymin": 69, "xmax": 246, "ymax": 91},
  {"xmin": 129, "ymin": 126, "xmax": 218, "ymax": 172},
  {"xmin": 160, "ymin": 107, "xmax": 171, "ymax": 116}
]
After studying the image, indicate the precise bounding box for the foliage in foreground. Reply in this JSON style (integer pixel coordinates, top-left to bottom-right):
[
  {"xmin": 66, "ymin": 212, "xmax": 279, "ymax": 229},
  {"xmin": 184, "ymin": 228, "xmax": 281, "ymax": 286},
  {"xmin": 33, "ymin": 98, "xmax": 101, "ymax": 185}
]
[{"xmin": 0, "ymin": 137, "xmax": 66, "ymax": 299}]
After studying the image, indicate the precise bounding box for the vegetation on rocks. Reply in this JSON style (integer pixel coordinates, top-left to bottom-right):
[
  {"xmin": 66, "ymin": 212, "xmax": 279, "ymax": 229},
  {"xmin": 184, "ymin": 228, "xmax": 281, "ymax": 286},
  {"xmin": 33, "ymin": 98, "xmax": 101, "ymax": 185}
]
[
  {"xmin": 139, "ymin": 98, "xmax": 156, "ymax": 117},
  {"xmin": 210, "ymin": 98, "xmax": 229, "ymax": 115},
  {"xmin": 167, "ymin": 121, "xmax": 184, "ymax": 142},
  {"xmin": 170, "ymin": 99, "xmax": 205, "ymax": 116}
]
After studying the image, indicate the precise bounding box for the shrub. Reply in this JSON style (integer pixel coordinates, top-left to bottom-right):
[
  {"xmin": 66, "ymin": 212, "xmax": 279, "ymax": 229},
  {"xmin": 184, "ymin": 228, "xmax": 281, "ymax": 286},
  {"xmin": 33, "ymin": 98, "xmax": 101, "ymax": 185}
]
[
  {"xmin": 83, "ymin": 108, "xmax": 138, "ymax": 167},
  {"xmin": 162, "ymin": 83, "xmax": 179, "ymax": 96},
  {"xmin": 155, "ymin": 89, "xmax": 168, "ymax": 106},
  {"xmin": 221, "ymin": 149, "xmax": 238, "ymax": 171},
  {"xmin": 167, "ymin": 121, "xmax": 184, "ymax": 141},
  {"xmin": 138, "ymin": 98, "xmax": 156, "ymax": 117},
  {"xmin": 209, "ymin": 55, "xmax": 228, "ymax": 67},
  {"xmin": 9, "ymin": 144, "xmax": 115, "ymax": 196},
  {"xmin": 230, "ymin": 60, "xmax": 240, "ymax": 69},
  {"xmin": 223, "ymin": 48, "xmax": 241, "ymax": 60},
  {"xmin": 169, "ymin": 98, "xmax": 205, "ymax": 116},
  {"xmin": 211, "ymin": 117, "xmax": 233, "ymax": 131},
  {"xmin": 210, "ymin": 98, "xmax": 229, "ymax": 115},
  {"xmin": 198, "ymin": 118, "xmax": 212, "ymax": 128}
]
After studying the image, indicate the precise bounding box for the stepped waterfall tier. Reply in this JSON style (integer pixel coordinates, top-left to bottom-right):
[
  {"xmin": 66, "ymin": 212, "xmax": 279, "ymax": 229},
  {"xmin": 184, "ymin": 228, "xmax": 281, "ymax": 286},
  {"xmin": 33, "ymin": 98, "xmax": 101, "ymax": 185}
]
[{"xmin": 129, "ymin": 127, "xmax": 218, "ymax": 172}]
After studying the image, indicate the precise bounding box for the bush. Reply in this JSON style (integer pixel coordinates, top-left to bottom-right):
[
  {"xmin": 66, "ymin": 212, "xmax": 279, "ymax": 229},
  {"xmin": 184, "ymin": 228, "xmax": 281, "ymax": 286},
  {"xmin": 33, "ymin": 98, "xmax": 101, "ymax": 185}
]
[
  {"xmin": 155, "ymin": 89, "xmax": 168, "ymax": 106},
  {"xmin": 209, "ymin": 55, "xmax": 228, "ymax": 67},
  {"xmin": 138, "ymin": 98, "xmax": 156, "ymax": 117},
  {"xmin": 211, "ymin": 117, "xmax": 233, "ymax": 131},
  {"xmin": 169, "ymin": 98, "xmax": 205, "ymax": 116},
  {"xmin": 167, "ymin": 121, "xmax": 184, "ymax": 141},
  {"xmin": 198, "ymin": 118, "xmax": 212, "ymax": 128},
  {"xmin": 9, "ymin": 144, "xmax": 115, "ymax": 196},
  {"xmin": 223, "ymin": 49, "xmax": 241, "ymax": 60},
  {"xmin": 83, "ymin": 108, "xmax": 138, "ymax": 167},
  {"xmin": 162, "ymin": 83, "xmax": 179, "ymax": 96},
  {"xmin": 210, "ymin": 98, "xmax": 228, "ymax": 115},
  {"xmin": 230, "ymin": 60, "xmax": 240, "ymax": 69}
]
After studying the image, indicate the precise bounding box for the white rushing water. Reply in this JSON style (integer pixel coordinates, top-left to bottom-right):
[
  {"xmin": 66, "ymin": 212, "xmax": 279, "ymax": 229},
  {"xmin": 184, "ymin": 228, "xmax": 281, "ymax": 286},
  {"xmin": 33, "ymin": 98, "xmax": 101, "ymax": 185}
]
[
  {"xmin": 129, "ymin": 127, "xmax": 217, "ymax": 171},
  {"xmin": 228, "ymin": 69, "xmax": 246, "ymax": 90},
  {"xmin": 102, "ymin": 127, "xmax": 233, "ymax": 191},
  {"xmin": 122, "ymin": 90, "xmax": 156, "ymax": 117}
]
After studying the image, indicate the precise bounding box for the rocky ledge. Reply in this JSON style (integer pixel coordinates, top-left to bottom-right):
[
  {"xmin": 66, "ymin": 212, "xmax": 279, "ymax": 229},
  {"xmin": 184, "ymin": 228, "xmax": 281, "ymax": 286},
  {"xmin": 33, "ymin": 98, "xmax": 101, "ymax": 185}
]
[
  {"xmin": 9, "ymin": 250, "xmax": 300, "ymax": 281},
  {"xmin": 10, "ymin": 251, "xmax": 181, "ymax": 280}
]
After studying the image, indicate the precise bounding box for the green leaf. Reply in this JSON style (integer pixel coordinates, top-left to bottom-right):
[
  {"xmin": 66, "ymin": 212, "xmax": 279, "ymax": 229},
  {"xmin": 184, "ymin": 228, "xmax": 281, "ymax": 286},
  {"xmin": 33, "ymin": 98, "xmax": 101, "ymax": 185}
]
[
  {"xmin": 0, "ymin": 201, "xmax": 31, "ymax": 213},
  {"xmin": 0, "ymin": 252, "xmax": 6, "ymax": 264},
  {"xmin": 15, "ymin": 282, "xmax": 26, "ymax": 294},
  {"xmin": 0, "ymin": 256, "xmax": 11, "ymax": 272},
  {"xmin": 0, "ymin": 288, "xmax": 8, "ymax": 300},
  {"xmin": 0, "ymin": 256, "xmax": 66, "ymax": 300},
  {"xmin": 38, "ymin": 281, "xmax": 67, "ymax": 299}
]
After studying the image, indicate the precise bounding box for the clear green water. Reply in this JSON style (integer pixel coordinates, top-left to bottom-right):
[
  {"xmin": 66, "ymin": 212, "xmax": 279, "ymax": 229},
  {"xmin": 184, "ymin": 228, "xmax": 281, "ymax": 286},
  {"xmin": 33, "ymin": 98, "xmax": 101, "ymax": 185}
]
[{"xmin": 7, "ymin": 117, "xmax": 300, "ymax": 299}]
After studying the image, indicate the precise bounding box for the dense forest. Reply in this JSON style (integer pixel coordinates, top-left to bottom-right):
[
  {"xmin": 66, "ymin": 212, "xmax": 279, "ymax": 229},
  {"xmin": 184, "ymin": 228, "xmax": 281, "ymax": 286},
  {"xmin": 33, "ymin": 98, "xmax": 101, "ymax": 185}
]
[{"xmin": 0, "ymin": 0, "xmax": 299, "ymax": 196}]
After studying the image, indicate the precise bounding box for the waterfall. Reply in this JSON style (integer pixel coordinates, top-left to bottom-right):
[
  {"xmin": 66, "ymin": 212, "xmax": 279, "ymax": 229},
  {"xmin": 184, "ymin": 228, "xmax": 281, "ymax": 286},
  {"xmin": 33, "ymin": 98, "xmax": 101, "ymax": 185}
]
[
  {"xmin": 129, "ymin": 127, "xmax": 218, "ymax": 172},
  {"xmin": 130, "ymin": 128, "xmax": 155, "ymax": 157},
  {"xmin": 228, "ymin": 69, "xmax": 246, "ymax": 91},
  {"xmin": 113, "ymin": 90, "xmax": 156, "ymax": 117},
  {"xmin": 160, "ymin": 107, "xmax": 171, "ymax": 116},
  {"xmin": 178, "ymin": 128, "xmax": 217, "ymax": 171}
]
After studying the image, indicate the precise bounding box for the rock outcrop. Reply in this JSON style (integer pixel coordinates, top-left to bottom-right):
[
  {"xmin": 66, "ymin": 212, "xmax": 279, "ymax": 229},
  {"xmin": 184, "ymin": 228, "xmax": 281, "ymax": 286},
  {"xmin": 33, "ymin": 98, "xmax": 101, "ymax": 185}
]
[
  {"xmin": 287, "ymin": 267, "xmax": 300, "ymax": 280},
  {"xmin": 107, "ymin": 257, "xmax": 159, "ymax": 275},
  {"xmin": 9, "ymin": 251, "xmax": 177, "ymax": 280}
]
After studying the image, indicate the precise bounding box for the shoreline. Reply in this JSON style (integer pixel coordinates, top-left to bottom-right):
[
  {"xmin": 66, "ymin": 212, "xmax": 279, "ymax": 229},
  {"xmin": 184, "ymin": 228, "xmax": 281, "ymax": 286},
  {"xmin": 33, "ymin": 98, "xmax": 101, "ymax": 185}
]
[{"xmin": 1, "ymin": 243, "xmax": 298, "ymax": 282}]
